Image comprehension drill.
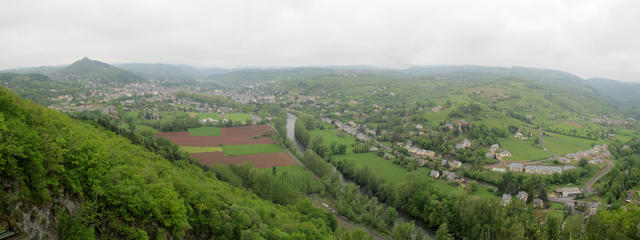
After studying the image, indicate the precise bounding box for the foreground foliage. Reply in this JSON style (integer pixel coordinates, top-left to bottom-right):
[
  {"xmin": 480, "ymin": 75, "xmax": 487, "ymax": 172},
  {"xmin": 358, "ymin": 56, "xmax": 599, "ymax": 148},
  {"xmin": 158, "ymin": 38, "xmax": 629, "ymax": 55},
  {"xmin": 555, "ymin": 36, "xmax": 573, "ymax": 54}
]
[{"xmin": 0, "ymin": 87, "xmax": 348, "ymax": 239}]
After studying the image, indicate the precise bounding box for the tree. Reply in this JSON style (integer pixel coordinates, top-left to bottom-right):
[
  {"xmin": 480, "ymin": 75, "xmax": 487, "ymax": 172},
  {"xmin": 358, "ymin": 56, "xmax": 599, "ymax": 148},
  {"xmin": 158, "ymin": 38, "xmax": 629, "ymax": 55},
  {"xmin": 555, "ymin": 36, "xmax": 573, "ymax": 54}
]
[
  {"xmin": 546, "ymin": 215, "xmax": 561, "ymax": 240},
  {"xmin": 383, "ymin": 207, "xmax": 399, "ymax": 227},
  {"xmin": 435, "ymin": 223, "xmax": 453, "ymax": 240},
  {"xmin": 539, "ymin": 188, "xmax": 549, "ymax": 208},
  {"xmin": 392, "ymin": 221, "xmax": 423, "ymax": 240},
  {"xmin": 336, "ymin": 144, "xmax": 348, "ymax": 155}
]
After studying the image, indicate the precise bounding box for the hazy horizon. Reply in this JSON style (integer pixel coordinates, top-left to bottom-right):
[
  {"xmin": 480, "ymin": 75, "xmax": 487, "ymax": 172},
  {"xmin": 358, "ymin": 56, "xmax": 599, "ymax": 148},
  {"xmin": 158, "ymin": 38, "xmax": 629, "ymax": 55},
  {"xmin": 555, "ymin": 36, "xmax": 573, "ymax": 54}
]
[{"xmin": 1, "ymin": 0, "xmax": 639, "ymax": 82}]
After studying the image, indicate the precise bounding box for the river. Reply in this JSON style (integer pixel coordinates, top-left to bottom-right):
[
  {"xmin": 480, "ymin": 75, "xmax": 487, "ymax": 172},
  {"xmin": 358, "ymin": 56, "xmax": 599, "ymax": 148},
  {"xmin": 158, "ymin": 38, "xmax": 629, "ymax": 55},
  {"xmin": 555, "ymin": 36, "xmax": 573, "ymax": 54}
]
[{"xmin": 285, "ymin": 112, "xmax": 435, "ymax": 239}]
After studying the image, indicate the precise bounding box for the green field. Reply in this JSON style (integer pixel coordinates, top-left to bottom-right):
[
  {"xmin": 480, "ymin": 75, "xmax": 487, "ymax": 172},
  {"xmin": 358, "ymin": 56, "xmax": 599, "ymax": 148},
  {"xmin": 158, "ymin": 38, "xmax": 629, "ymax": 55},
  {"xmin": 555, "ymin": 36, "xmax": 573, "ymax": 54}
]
[
  {"xmin": 309, "ymin": 129, "xmax": 356, "ymax": 153},
  {"xmin": 194, "ymin": 112, "xmax": 220, "ymax": 119},
  {"xmin": 333, "ymin": 152, "xmax": 497, "ymax": 198},
  {"xmin": 189, "ymin": 112, "xmax": 251, "ymax": 123},
  {"xmin": 179, "ymin": 146, "xmax": 223, "ymax": 153},
  {"xmin": 226, "ymin": 113, "xmax": 252, "ymax": 123},
  {"xmin": 222, "ymin": 144, "xmax": 284, "ymax": 156},
  {"xmin": 499, "ymin": 137, "xmax": 552, "ymax": 161},
  {"xmin": 188, "ymin": 126, "xmax": 221, "ymax": 136},
  {"xmin": 333, "ymin": 152, "xmax": 407, "ymax": 185},
  {"xmin": 425, "ymin": 109, "xmax": 450, "ymax": 125},
  {"xmin": 544, "ymin": 133, "xmax": 599, "ymax": 155}
]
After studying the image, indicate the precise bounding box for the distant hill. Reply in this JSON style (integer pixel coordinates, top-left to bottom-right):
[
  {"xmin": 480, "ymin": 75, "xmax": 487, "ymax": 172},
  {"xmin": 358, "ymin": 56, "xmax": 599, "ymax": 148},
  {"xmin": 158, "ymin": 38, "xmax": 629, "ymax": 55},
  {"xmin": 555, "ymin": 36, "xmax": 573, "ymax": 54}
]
[
  {"xmin": 0, "ymin": 73, "xmax": 80, "ymax": 105},
  {"xmin": 585, "ymin": 78, "xmax": 640, "ymax": 106},
  {"xmin": 403, "ymin": 65, "xmax": 583, "ymax": 84},
  {"xmin": 117, "ymin": 63, "xmax": 230, "ymax": 79},
  {"xmin": 222, "ymin": 66, "xmax": 619, "ymax": 119},
  {"xmin": 58, "ymin": 57, "xmax": 144, "ymax": 83},
  {"xmin": 0, "ymin": 65, "xmax": 63, "ymax": 75}
]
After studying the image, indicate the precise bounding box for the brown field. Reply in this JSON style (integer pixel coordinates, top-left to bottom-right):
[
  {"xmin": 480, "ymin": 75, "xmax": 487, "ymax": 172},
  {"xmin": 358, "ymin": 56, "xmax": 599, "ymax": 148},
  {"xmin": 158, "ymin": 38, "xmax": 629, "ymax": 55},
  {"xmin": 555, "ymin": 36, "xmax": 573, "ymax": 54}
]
[
  {"xmin": 155, "ymin": 125, "xmax": 274, "ymax": 146},
  {"xmin": 190, "ymin": 152, "xmax": 298, "ymax": 168}
]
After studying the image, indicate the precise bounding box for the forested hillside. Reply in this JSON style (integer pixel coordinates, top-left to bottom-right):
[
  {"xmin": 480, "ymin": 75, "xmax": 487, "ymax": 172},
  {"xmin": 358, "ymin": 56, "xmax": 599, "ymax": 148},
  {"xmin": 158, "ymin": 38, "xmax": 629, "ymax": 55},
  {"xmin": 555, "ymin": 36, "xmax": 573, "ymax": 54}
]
[
  {"xmin": 0, "ymin": 73, "xmax": 81, "ymax": 105},
  {"xmin": 0, "ymin": 87, "xmax": 350, "ymax": 239},
  {"xmin": 57, "ymin": 57, "xmax": 143, "ymax": 83}
]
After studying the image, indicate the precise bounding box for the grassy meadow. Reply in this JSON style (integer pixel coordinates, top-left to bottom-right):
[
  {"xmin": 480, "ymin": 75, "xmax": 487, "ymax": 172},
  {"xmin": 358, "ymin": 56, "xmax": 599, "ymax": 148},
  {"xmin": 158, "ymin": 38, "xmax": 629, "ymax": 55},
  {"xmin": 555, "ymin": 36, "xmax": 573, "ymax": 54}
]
[
  {"xmin": 223, "ymin": 144, "xmax": 285, "ymax": 156},
  {"xmin": 179, "ymin": 146, "xmax": 223, "ymax": 153}
]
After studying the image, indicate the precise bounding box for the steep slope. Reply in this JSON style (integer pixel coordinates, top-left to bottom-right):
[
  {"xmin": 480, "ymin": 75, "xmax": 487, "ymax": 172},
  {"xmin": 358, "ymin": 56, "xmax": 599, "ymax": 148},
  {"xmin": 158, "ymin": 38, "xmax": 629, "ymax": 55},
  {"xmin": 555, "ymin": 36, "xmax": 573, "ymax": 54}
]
[
  {"xmin": 58, "ymin": 57, "xmax": 144, "ymax": 83},
  {"xmin": 0, "ymin": 87, "xmax": 337, "ymax": 239}
]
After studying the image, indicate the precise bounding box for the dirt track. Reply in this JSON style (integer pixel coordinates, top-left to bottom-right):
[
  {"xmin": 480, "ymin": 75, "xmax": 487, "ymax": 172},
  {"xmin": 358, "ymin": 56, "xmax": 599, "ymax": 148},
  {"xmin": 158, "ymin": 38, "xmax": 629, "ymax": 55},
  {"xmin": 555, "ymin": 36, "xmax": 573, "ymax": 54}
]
[{"xmin": 190, "ymin": 151, "xmax": 298, "ymax": 168}]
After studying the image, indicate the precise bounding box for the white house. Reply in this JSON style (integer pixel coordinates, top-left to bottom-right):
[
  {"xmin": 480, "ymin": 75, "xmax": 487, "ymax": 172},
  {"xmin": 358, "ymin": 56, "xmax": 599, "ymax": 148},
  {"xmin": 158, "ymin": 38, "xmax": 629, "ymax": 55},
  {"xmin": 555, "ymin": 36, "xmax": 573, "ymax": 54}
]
[{"xmin": 556, "ymin": 187, "xmax": 582, "ymax": 198}]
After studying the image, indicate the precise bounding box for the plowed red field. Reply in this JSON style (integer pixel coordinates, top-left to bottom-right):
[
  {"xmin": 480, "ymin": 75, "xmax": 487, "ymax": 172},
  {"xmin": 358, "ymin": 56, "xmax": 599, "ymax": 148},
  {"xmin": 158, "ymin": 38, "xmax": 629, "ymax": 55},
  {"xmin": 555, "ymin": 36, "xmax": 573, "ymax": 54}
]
[
  {"xmin": 155, "ymin": 125, "xmax": 274, "ymax": 146},
  {"xmin": 190, "ymin": 152, "xmax": 298, "ymax": 168}
]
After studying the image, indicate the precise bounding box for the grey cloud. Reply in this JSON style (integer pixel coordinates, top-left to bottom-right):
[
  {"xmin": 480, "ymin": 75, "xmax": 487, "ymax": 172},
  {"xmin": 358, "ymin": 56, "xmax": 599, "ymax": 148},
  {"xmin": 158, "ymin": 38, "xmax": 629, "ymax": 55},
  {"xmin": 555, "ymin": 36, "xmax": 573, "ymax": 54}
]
[{"xmin": 0, "ymin": 0, "xmax": 638, "ymax": 82}]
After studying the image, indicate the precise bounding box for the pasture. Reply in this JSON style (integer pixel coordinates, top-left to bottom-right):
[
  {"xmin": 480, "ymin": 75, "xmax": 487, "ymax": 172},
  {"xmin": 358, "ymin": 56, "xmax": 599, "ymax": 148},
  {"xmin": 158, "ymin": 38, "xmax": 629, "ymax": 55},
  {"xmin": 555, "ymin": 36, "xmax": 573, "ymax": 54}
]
[
  {"xmin": 309, "ymin": 129, "xmax": 356, "ymax": 153},
  {"xmin": 499, "ymin": 137, "xmax": 551, "ymax": 161},
  {"xmin": 544, "ymin": 133, "xmax": 599, "ymax": 155},
  {"xmin": 179, "ymin": 146, "xmax": 223, "ymax": 153},
  {"xmin": 188, "ymin": 126, "xmax": 221, "ymax": 136},
  {"xmin": 223, "ymin": 144, "xmax": 285, "ymax": 156}
]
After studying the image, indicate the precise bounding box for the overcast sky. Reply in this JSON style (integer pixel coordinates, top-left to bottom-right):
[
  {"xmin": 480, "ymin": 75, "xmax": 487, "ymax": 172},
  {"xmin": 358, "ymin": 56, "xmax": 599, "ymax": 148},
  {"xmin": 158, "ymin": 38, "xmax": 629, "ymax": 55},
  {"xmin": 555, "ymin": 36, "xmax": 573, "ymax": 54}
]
[{"xmin": 1, "ymin": 0, "xmax": 638, "ymax": 82}]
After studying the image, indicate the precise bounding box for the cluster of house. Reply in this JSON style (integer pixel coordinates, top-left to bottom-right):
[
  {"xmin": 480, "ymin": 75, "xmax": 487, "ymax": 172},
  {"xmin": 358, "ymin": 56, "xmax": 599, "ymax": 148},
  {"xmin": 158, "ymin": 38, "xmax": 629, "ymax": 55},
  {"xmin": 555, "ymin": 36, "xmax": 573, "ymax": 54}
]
[
  {"xmin": 429, "ymin": 169, "xmax": 460, "ymax": 181},
  {"xmin": 326, "ymin": 118, "xmax": 373, "ymax": 141},
  {"xmin": 591, "ymin": 116, "xmax": 637, "ymax": 127},
  {"xmin": 404, "ymin": 141, "xmax": 437, "ymax": 158},
  {"xmin": 514, "ymin": 131, "xmax": 529, "ymax": 140},
  {"xmin": 48, "ymin": 82, "xmax": 185, "ymax": 112},
  {"xmin": 507, "ymin": 163, "xmax": 576, "ymax": 175},
  {"xmin": 441, "ymin": 159, "xmax": 462, "ymax": 168},
  {"xmin": 485, "ymin": 144, "xmax": 512, "ymax": 161},
  {"xmin": 564, "ymin": 144, "xmax": 610, "ymax": 164},
  {"xmin": 455, "ymin": 138, "xmax": 471, "ymax": 149},
  {"xmin": 444, "ymin": 119, "xmax": 471, "ymax": 132},
  {"xmin": 502, "ymin": 191, "xmax": 544, "ymax": 207}
]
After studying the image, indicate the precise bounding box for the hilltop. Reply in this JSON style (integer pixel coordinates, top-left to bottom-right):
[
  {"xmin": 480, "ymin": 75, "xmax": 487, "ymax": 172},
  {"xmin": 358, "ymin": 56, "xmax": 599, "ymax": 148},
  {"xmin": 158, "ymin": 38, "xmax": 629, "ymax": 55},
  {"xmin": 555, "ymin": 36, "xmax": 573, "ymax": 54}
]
[{"xmin": 57, "ymin": 57, "xmax": 143, "ymax": 83}]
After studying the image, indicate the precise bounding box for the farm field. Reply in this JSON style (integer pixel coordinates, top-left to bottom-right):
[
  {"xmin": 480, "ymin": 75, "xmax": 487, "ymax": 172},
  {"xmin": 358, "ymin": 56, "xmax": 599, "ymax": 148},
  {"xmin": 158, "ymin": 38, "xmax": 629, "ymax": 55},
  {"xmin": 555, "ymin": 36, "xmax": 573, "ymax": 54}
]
[
  {"xmin": 188, "ymin": 126, "xmax": 221, "ymax": 136},
  {"xmin": 191, "ymin": 152, "xmax": 298, "ymax": 168},
  {"xmin": 156, "ymin": 125, "xmax": 295, "ymax": 168},
  {"xmin": 226, "ymin": 113, "xmax": 252, "ymax": 122},
  {"xmin": 188, "ymin": 112, "xmax": 251, "ymax": 123},
  {"xmin": 309, "ymin": 129, "xmax": 356, "ymax": 153},
  {"xmin": 499, "ymin": 137, "xmax": 551, "ymax": 161},
  {"xmin": 179, "ymin": 146, "xmax": 223, "ymax": 153},
  {"xmin": 425, "ymin": 109, "xmax": 451, "ymax": 125},
  {"xmin": 192, "ymin": 112, "xmax": 220, "ymax": 119},
  {"xmin": 155, "ymin": 125, "xmax": 274, "ymax": 146},
  {"xmin": 333, "ymin": 152, "xmax": 497, "ymax": 198},
  {"xmin": 333, "ymin": 152, "xmax": 407, "ymax": 186},
  {"xmin": 544, "ymin": 133, "xmax": 600, "ymax": 155},
  {"xmin": 223, "ymin": 144, "xmax": 284, "ymax": 156}
]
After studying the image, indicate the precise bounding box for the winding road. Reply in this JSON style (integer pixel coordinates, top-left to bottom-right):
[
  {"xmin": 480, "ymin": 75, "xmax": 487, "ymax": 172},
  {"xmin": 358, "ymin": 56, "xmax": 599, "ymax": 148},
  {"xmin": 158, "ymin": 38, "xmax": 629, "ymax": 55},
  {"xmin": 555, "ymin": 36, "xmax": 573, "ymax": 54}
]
[{"xmin": 584, "ymin": 159, "xmax": 614, "ymax": 194}]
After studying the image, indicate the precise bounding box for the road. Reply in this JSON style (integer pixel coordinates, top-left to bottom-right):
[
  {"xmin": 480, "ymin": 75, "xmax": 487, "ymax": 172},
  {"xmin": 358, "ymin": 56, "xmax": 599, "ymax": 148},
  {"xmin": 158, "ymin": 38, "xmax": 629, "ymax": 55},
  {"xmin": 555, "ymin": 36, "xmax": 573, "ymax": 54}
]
[{"xmin": 585, "ymin": 159, "xmax": 614, "ymax": 194}]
